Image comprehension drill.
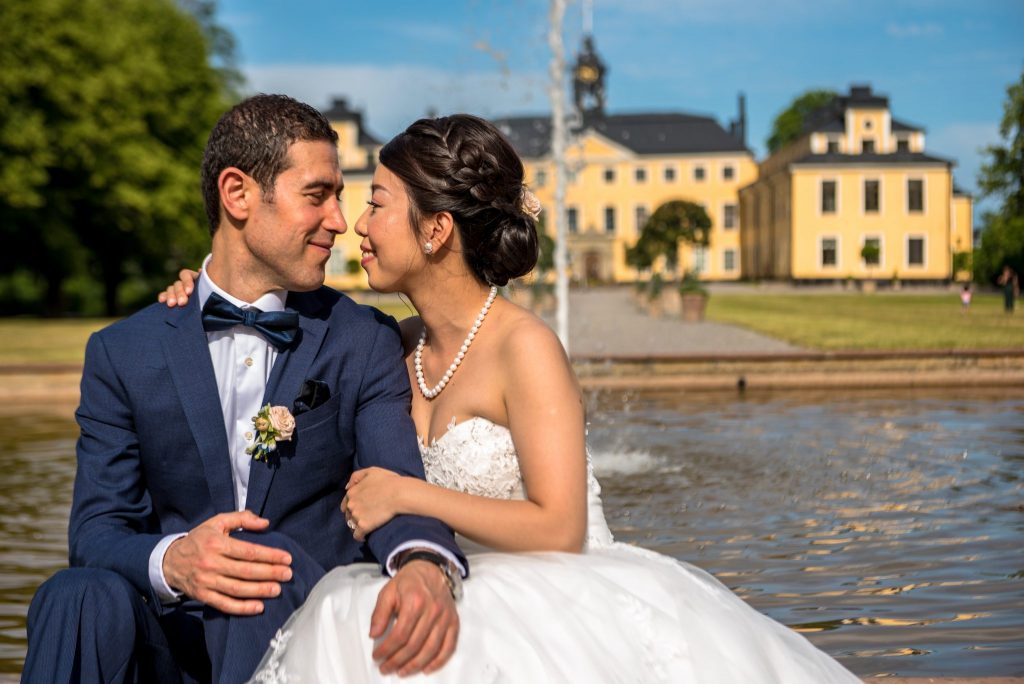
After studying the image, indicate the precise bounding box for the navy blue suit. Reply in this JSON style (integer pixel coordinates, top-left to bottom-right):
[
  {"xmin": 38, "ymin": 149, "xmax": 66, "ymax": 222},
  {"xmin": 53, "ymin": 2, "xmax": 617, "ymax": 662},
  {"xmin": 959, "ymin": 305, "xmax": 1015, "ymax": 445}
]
[{"xmin": 25, "ymin": 287, "xmax": 463, "ymax": 683}]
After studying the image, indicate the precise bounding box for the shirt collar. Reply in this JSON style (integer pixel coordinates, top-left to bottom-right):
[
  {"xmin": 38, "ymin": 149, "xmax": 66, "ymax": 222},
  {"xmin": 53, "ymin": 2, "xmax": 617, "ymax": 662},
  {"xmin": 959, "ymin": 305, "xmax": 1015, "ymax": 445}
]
[{"xmin": 196, "ymin": 253, "xmax": 289, "ymax": 313}]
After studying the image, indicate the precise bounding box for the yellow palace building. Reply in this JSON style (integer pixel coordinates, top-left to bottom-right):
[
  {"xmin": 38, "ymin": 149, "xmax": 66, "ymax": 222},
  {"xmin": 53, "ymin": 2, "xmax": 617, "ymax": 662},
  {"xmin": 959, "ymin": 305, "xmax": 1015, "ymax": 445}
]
[{"xmin": 738, "ymin": 85, "xmax": 973, "ymax": 283}]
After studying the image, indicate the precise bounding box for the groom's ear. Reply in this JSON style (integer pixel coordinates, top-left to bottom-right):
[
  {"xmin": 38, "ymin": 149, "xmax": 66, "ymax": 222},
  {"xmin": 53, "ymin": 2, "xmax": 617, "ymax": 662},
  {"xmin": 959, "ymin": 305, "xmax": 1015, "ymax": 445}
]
[{"xmin": 219, "ymin": 167, "xmax": 254, "ymax": 221}]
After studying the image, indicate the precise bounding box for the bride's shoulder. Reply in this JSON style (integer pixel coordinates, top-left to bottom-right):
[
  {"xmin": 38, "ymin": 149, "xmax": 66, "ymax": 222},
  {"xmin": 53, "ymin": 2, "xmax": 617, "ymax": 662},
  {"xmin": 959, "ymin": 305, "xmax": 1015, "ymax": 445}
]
[{"xmin": 494, "ymin": 299, "xmax": 569, "ymax": 369}]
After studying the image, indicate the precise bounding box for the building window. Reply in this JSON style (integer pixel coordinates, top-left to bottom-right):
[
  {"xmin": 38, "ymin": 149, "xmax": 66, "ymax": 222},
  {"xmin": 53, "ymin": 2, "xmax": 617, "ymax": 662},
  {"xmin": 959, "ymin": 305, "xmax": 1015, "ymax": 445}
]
[
  {"xmin": 908, "ymin": 237, "xmax": 925, "ymax": 266},
  {"xmin": 821, "ymin": 238, "xmax": 837, "ymax": 267},
  {"xmin": 534, "ymin": 169, "xmax": 547, "ymax": 187},
  {"xmin": 634, "ymin": 167, "xmax": 647, "ymax": 183},
  {"xmin": 723, "ymin": 203, "xmax": 737, "ymax": 229},
  {"xmin": 604, "ymin": 206, "xmax": 616, "ymax": 234},
  {"xmin": 821, "ymin": 180, "xmax": 837, "ymax": 213},
  {"xmin": 863, "ymin": 237, "xmax": 881, "ymax": 266},
  {"xmin": 864, "ymin": 179, "xmax": 879, "ymax": 213},
  {"xmin": 693, "ymin": 246, "xmax": 707, "ymax": 274},
  {"xmin": 897, "ymin": 138, "xmax": 910, "ymax": 153},
  {"xmin": 635, "ymin": 205, "xmax": 649, "ymax": 232},
  {"xmin": 722, "ymin": 164, "xmax": 735, "ymax": 181},
  {"xmin": 694, "ymin": 165, "xmax": 706, "ymax": 182},
  {"xmin": 907, "ymin": 179, "xmax": 923, "ymax": 212},
  {"xmin": 862, "ymin": 139, "xmax": 875, "ymax": 154},
  {"xmin": 664, "ymin": 166, "xmax": 676, "ymax": 182},
  {"xmin": 724, "ymin": 249, "xmax": 736, "ymax": 272},
  {"xmin": 603, "ymin": 168, "xmax": 615, "ymax": 183},
  {"xmin": 328, "ymin": 246, "xmax": 348, "ymax": 277},
  {"xmin": 567, "ymin": 207, "xmax": 578, "ymax": 234},
  {"xmin": 827, "ymin": 139, "xmax": 840, "ymax": 154}
]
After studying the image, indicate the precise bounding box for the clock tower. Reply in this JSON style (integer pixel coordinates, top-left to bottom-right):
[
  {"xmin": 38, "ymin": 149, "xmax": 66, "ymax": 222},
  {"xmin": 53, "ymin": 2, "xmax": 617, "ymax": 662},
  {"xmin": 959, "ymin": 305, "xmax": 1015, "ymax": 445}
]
[{"xmin": 573, "ymin": 34, "xmax": 607, "ymax": 118}]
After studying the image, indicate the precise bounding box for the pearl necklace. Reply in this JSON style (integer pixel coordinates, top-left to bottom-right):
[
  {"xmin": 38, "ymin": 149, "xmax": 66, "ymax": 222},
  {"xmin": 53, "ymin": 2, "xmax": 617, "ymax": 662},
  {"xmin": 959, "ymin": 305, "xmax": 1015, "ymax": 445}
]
[{"xmin": 415, "ymin": 286, "xmax": 498, "ymax": 400}]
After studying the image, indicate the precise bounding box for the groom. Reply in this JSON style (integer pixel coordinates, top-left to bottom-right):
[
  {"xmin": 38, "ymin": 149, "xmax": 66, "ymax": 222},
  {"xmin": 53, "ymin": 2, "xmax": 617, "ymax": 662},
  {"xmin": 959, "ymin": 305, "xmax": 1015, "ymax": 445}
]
[{"xmin": 24, "ymin": 94, "xmax": 466, "ymax": 683}]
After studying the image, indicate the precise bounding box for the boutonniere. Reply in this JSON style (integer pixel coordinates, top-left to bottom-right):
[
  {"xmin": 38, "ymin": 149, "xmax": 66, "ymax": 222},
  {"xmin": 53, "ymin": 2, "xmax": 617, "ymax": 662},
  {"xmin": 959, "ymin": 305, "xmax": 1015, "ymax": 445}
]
[{"xmin": 247, "ymin": 404, "xmax": 295, "ymax": 462}]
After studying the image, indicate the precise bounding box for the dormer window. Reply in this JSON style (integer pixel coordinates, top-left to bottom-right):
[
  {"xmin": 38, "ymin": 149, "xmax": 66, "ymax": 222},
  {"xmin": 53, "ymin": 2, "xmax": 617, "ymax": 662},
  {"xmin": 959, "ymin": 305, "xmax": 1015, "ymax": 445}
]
[
  {"xmin": 827, "ymin": 139, "xmax": 840, "ymax": 154},
  {"xmin": 862, "ymin": 140, "xmax": 875, "ymax": 154},
  {"xmin": 897, "ymin": 138, "xmax": 910, "ymax": 153}
]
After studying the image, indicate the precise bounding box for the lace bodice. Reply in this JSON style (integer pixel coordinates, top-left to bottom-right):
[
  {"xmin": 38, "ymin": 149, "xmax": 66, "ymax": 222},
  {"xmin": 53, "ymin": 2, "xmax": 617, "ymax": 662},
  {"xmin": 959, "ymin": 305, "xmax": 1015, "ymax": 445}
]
[{"xmin": 419, "ymin": 417, "xmax": 614, "ymax": 549}]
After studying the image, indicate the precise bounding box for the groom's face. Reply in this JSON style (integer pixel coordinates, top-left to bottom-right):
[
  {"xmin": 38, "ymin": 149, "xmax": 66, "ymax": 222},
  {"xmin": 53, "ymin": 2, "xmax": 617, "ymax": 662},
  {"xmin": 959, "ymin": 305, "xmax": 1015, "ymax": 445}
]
[{"xmin": 243, "ymin": 140, "xmax": 347, "ymax": 292}]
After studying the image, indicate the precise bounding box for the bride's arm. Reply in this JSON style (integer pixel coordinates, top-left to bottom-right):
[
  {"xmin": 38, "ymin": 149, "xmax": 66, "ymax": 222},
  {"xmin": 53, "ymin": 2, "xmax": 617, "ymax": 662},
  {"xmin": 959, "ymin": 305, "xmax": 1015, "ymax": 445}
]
[{"xmin": 345, "ymin": 318, "xmax": 588, "ymax": 553}]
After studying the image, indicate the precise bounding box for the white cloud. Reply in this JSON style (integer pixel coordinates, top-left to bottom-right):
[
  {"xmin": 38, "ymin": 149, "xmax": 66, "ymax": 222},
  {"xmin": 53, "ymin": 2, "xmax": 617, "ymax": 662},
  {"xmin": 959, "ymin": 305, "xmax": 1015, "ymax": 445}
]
[
  {"xmin": 885, "ymin": 22, "xmax": 944, "ymax": 38},
  {"xmin": 241, "ymin": 63, "xmax": 549, "ymax": 139}
]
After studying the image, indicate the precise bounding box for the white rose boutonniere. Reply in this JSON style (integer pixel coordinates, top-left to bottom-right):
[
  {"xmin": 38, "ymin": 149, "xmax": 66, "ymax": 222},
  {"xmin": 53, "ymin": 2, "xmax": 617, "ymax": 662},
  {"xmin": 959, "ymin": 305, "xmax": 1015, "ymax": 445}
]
[{"xmin": 247, "ymin": 404, "xmax": 295, "ymax": 462}]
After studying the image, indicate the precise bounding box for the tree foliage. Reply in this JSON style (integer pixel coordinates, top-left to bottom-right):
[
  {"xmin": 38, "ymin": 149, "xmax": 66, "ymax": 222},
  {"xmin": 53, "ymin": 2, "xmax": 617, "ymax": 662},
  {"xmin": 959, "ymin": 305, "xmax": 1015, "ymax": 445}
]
[
  {"xmin": 973, "ymin": 69, "xmax": 1024, "ymax": 285},
  {"xmin": 766, "ymin": 89, "xmax": 837, "ymax": 154},
  {"xmin": 0, "ymin": 0, "xmax": 233, "ymax": 315},
  {"xmin": 626, "ymin": 200, "xmax": 710, "ymax": 276}
]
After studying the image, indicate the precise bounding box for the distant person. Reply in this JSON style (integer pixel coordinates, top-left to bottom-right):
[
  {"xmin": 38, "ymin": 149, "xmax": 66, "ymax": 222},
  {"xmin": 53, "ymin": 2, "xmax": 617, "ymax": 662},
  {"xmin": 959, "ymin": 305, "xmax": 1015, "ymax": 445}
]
[
  {"xmin": 998, "ymin": 265, "xmax": 1019, "ymax": 313},
  {"xmin": 960, "ymin": 283, "xmax": 972, "ymax": 313}
]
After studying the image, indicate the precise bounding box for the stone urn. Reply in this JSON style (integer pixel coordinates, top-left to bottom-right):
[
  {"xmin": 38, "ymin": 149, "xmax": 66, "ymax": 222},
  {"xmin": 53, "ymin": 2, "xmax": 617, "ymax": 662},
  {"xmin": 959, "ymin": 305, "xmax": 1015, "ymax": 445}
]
[{"xmin": 681, "ymin": 293, "xmax": 707, "ymax": 322}]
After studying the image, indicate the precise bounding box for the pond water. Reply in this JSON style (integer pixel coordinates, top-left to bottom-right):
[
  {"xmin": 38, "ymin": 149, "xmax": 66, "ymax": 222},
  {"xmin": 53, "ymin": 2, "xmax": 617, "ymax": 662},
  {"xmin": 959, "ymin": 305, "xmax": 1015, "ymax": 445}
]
[{"xmin": 1, "ymin": 389, "xmax": 1022, "ymax": 676}]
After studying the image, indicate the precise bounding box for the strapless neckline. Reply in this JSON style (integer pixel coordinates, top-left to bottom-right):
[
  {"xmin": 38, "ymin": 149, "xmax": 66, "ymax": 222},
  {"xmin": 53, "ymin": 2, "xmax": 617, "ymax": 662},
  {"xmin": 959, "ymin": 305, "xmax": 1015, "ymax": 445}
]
[{"xmin": 418, "ymin": 415, "xmax": 507, "ymax": 449}]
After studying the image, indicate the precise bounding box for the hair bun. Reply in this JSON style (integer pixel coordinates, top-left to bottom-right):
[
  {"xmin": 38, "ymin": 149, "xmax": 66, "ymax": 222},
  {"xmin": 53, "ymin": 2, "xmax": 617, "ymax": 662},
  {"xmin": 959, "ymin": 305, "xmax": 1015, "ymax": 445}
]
[{"xmin": 380, "ymin": 114, "xmax": 540, "ymax": 285}]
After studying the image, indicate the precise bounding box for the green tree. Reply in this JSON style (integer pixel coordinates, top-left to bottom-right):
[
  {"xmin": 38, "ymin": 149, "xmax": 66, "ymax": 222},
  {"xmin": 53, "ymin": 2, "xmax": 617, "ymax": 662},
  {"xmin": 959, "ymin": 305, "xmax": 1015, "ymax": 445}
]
[
  {"xmin": 974, "ymin": 69, "xmax": 1024, "ymax": 284},
  {"xmin": 626, "ymin": 200, "xmax": 711, "ymax": 277},
  {"xmin": 0, "ymin": 0, "xmax": 232, "ymax": 315},
  {"xmin": 766, "ymin": 89, "xmax": 837, "ymax": 154}
]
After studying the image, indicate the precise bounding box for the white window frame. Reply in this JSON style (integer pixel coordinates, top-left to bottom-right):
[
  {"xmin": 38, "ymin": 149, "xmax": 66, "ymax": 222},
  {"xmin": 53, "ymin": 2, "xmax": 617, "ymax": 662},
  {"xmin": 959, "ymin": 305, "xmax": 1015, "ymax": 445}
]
[
  {"xmin": 723, "ymin": 248, "xmax": 737, "ymax": 272},
  {"xmin": 906, "ymin": 176, "xmax": 926, "ymax": 214},
  {"xmin": 819, "ymin": 235, "xmax": 840, "ymax": 270},
  {"xmin": 693, "ymin": 246, "xmax": 707, "ymax": 274},
  {"xmin": 722, "ymin": 202, "xmax": 737, "ymax": 230},
  {"xmin": 635, "ymin": 204, "xmax": 649, "ymax": 234},
  {"xmin": 604, "ymin": 205, "xmax": 616, "ymax": 234},
  {"xmin": 906, "ymin": 234, "xmax": 927, "ymax": 269},
  {"xmin": 567, "ymin": 206, "xmax": 580, "ymax": 234},
  {"xmin": 862, "ymin": 176, "xmax": 881, "ymax": 215},
  {"xmin": 861, "ymin": 234, "xmax": 884, "ymax": 270},
  {"xmin": 819, "ymin": 177, "xmax": 839, "ymax": 216}
]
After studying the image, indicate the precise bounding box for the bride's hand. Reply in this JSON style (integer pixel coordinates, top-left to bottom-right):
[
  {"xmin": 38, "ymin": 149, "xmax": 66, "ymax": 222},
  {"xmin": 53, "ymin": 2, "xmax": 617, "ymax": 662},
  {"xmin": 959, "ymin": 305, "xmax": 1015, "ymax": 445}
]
[
  {"xmin": 157, "ymin": 269, "xmax": 200, "ymax": 307},
  {"xmin": 342, "ymin": 467, "xmax": 402, "ymax": 541}
]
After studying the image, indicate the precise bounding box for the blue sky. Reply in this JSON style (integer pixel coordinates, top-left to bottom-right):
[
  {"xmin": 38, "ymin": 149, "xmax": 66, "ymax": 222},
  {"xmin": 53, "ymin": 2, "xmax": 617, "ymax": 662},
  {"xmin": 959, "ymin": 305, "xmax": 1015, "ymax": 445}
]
[{"xmin": 219, "ymin": 0, "xmax": 1023, "ymax": 211}]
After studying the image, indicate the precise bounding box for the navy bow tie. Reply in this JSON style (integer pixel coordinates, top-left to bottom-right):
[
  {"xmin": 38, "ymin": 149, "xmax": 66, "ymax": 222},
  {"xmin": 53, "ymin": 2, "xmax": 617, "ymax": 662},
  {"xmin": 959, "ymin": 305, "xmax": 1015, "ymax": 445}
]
[{"xmin": 201, "ymin": 292, "xmax": 299, "ymax": 351}]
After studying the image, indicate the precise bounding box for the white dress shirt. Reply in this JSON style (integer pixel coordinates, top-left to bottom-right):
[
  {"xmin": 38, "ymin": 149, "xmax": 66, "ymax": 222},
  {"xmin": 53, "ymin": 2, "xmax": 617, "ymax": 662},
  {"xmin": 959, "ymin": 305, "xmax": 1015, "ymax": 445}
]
[{"xmin": 148, "ymin": 257, "xmax": 462, "ymax": 603}]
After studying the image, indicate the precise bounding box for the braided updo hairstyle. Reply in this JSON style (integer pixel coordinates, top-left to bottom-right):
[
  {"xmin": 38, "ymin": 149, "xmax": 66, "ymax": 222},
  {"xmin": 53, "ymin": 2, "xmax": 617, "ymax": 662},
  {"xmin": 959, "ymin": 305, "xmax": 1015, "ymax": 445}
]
[{"xmin": 378, "ymin": 114, "xmax": 539, "ymax": 286}]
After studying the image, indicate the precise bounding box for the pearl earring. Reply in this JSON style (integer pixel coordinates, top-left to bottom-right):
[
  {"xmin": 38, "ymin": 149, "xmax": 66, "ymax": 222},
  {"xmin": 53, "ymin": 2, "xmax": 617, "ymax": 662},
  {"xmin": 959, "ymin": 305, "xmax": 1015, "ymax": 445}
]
[{"xmin": 424, "ymin": 241, "xmax": 434, "ymax": 255}]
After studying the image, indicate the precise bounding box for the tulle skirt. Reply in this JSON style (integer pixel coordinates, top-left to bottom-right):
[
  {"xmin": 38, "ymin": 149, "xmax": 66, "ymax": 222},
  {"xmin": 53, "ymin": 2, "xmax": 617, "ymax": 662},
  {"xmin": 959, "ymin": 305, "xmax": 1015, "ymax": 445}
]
[{"xmin": 250, "ymin": 542, "xmax": 858, "ymax": 683}]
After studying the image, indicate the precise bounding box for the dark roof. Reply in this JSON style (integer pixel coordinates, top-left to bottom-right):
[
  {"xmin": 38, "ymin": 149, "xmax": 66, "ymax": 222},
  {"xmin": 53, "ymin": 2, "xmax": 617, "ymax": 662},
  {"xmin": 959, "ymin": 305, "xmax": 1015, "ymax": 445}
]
[
  {"xmin": 891, "ymin": 117, "xmax": 924, "ymax": 133},
  {"xmin": 953, "ymin": 185, "xmax": 972, "ymax": 197},
  {"xmin": 322, "ymin": 97, "xmax": 382, "ymax": 147},
  {"xmin": 493, "ymin": 112, "xmax": 750, "ymax": 158},
  {"xmin": 790, "ymin": 151, "xmax": 953, "ymax": 166},
  {"xmin": 801, "ymin": 84, "xmax": 898, "ymax": 136}
]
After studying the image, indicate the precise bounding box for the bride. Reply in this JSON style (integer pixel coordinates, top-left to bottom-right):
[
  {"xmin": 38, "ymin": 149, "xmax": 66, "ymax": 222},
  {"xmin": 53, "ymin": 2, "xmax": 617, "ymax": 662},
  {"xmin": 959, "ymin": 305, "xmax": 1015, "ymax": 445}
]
[{"xmin": 162, "ymin": 113, "xmax": 858, "ymax": 682}]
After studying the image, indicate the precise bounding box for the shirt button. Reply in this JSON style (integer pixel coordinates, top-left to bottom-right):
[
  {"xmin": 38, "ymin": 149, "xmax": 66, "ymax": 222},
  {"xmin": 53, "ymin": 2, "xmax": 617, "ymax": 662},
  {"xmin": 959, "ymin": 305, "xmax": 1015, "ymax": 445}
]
[
  {"xmin": 244, "ymin": 357, "xmax": 254, "ymax": 367},
  {"xmin": 245, "ymin": 431, "xmax": 254, "ymax": 440}
]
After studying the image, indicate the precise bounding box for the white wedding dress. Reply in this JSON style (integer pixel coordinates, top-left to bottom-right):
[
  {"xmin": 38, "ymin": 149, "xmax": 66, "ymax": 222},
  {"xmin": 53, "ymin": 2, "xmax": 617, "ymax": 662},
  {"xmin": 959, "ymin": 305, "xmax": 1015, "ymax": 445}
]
[{"xmin": 251, "ymin": 417, "xmax": 858, "ymax": 683}]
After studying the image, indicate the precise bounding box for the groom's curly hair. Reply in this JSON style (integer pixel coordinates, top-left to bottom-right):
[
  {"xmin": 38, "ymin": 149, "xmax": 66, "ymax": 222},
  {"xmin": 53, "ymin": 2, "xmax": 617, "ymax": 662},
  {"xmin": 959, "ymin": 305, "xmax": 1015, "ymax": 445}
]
[{"xmin": 200, "ymin": 94, "xmax": 338, "ymax": 235}]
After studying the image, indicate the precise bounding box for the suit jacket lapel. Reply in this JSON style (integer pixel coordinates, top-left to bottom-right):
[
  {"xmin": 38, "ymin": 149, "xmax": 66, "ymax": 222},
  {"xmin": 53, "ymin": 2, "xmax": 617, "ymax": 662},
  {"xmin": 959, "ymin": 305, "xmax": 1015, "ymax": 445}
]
[
  {"xmin": 162, "ymin": 299, "xmax": 237, "ymax": 512},
  {"xmin": 246, "ymin": 292, "xmax": 330, "ymax": 516}
]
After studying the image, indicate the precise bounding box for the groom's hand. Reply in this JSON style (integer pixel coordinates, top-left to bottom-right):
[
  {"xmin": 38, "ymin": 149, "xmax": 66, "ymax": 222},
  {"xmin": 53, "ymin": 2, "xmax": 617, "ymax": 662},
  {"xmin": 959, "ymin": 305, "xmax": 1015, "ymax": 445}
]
[
  {"xmin": 163, "ymin": 510, "xmax": 293, "ymax": 615},
  {"xmin": 370, "ymin": 561, "xmax": 459, "ymax": 676}
]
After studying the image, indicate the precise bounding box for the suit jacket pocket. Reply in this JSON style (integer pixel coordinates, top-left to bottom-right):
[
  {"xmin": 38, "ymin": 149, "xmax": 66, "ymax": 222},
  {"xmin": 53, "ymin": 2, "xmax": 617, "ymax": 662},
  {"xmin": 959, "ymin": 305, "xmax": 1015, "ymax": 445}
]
[{"xmin": 293, "ymin": 391, "xmax": 342, "ymax": 432}]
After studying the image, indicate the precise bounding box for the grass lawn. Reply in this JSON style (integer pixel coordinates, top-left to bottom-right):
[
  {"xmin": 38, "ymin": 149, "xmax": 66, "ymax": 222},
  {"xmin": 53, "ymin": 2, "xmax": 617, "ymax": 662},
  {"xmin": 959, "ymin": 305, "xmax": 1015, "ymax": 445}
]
[
  {"xmin": 0, "ymin": 302, "xmax": 415, "ymax": 366},
  {"xmin": 706, "ymin": 292, "xmax": 1024, "ymax": 350}
]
